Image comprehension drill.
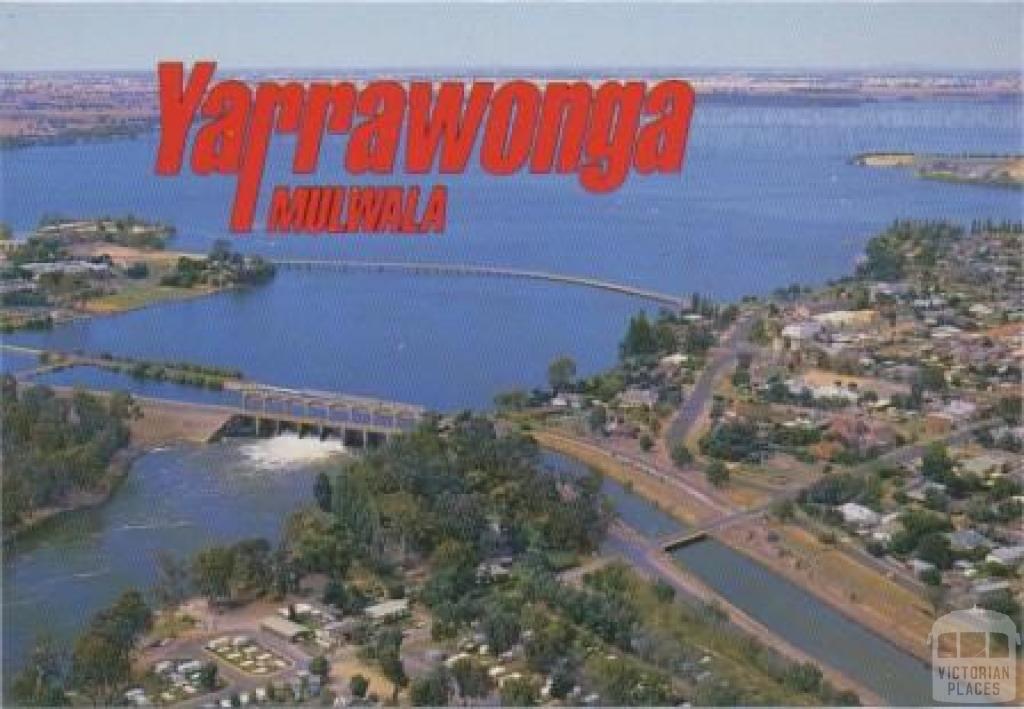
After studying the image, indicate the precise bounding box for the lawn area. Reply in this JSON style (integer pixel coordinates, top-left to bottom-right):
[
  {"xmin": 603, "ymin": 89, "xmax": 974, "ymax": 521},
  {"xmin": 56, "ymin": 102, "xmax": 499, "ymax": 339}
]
[{"xmin": 83, "ymin": 283, "xmax": 219, "ymax": 313}]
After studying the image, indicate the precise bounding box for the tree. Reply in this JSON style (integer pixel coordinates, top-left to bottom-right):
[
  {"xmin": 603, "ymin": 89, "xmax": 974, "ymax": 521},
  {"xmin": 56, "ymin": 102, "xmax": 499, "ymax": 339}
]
[
  {"xmin": 670, "ymin": 442, "xmax": 693, "ymax": 468},
  {"xmin": 68, "ymin": 590, "xmax": 152, "ymax": 707},
  {"xmin": 995, "ymin": 395, "xmax": 1022, "ymax": 425},
  {"xmin": 152, "ymin": 551, "xmax": 191, "ymax": 609},
  {"xmin": 500, "ymin": 677, "xmax": 539, "ymax": 706},
  {"xmin": 916, "ymin": 533, "xmax": 953, "ymax": 570},
  {"xmin": 71, "ymin": 632, "xmax": 128, "ymax": 703},
  {"xmin": 548, "ymin": 356, "xmax": 577, "ymax": 392},
  {"xmin": 639, "ymin": 433, "xmax": 654, "ymax": 452},
  {"xmin": 705, "ymin": 460, "xmax": 730, "ymax": 487},
  {"xmin": 410, "ymin": 666, "xmax": 452, "ymax": 706},
  {"xmin": 921, "ymin": 443, "xmax": 954, "ymax": 481},
  {"xmin": 782, "ymin": 662, "xmax": 823, "ymax": 694},
  {"xmin": 309, "ymin": 655, "xmax": 330, "ymax": 682},
  {"xmin": 549, "ymin": 665, "xmax": 575, "ymax": 700},
  {"xmin": 621, "ymin": 313, "xmax": 658, "ymax": 357},
  {"xmin": 451, "ymin": 659, "xmax": 491, "ymax": 702},
  {"xmin": 524, "ymin": 619, "xmax": 574, "ymax": 673},
  {"xmin": 770, "ymin": 498, "xmax": 796, "ymax": 522},
  {"xmin": 918, "ymin": 364, "xmax": 947, "ymax": 392},
  {"xmin": 191, "ymin": 546, "xmax": 234, "ymax": 602},
  {"xmin": 482, "ymin": 603, "xmax": 521, "ymax": 655},
  {"xmin": 375, "ymin": 628, "xmax": 408, "ymax": 701},
  {"xmin": 10, "ymin": 636, "xmax": 67, "ymax": 706},
  {"xmin": 314, "ymin": 472, "xmax": 333, "ymax": 513},
  {"xmin": 349, "ymin": 674, "xmax": 369, "ymax": 699},
  {"xmin": 652, "ymin": 579, "xmax": 676, "ymax": 604},
  {"xmin": 197, "ymin": 663, "xmax": 218, "ymax": 691}
]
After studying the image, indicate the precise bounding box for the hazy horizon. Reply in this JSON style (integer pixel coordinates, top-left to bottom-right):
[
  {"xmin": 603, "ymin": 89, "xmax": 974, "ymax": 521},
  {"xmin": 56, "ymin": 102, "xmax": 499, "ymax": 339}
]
[{"xmin": 3, "ymin": 2, "xmax": 1021, "ymax": 73}]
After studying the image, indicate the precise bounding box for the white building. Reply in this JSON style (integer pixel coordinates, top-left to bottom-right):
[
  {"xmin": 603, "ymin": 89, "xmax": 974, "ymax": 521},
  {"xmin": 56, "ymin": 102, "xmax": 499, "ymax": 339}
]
[
  {"xmin": 838, "ymin": 502, "xmax": 880, "ymax": 527},
  {"xmin": 986, "ymin": 546, "xmax": 1024, "ymax": 567}
]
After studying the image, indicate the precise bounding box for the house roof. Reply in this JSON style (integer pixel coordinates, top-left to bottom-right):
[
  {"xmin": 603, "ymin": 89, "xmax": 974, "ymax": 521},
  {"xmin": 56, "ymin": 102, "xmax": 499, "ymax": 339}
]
[{"xmin": 260, "ymin": 615, "xmax": 309, "ymax": 639}]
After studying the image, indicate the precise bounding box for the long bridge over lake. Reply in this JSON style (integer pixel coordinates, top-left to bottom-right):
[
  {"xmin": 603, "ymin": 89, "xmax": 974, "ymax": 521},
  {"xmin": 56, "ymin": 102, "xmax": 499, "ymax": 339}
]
[{"xmin": 271, "ymin": 259, "xmax": 687, "ymax": 308}]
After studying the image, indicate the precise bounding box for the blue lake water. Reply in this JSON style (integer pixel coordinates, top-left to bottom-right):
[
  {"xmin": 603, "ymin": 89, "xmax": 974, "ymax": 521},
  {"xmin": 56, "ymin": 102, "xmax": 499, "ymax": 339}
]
[{"xmin": 3, "ymin": 98, "xmax": 1022, "ymax": 409}]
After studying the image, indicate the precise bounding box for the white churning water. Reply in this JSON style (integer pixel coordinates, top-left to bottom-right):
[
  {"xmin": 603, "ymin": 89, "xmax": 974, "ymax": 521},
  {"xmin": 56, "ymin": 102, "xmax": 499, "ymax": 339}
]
[{"xmin": 237, "ymin": 433, "xmax": 348, "ymax": 468}]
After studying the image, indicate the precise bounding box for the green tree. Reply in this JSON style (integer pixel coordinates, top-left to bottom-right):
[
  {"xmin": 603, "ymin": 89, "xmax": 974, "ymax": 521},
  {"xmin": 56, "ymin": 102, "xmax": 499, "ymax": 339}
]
[
  {"xmin": 349, "ymin": 674, "xmax": 369, "ymax": 699},
  {"xmin": 705, "ymin": 460, "xmax": 730, "ymax": 487},
  {"xmin": 482, "ymin": 603, "xmax": 521, "ymax": 655},
  {"xmin": 314, "ymin": 471, "xmax": 333, "ymax": 513},
  {"xmin": 197, "ymin": 663, "xmax": 218, "ymax": 691},
  {"xmin": 639, "ymin": 433, "xmax": 654, "ymax": 452},
  {"xmin": 191, "ymin": 546, "xmax": 235, "ymax": 602},
  {"xmin": 309, "ymin": 655, "xmax": 330, "ymax": 681},
  {"xmin": 410, "ymin": 666, "xmax": 452, "ymax": 706},
  {"xmin": 621, "ymin": 313, "xmax": 658, "ymax": 357},
  {"xmin": 152, "ymin": 551, "xmax": 191, "ymax": 609},
  {"xmin": 71, "ymin": 632, "xmax": 128, "ymax": 703},
  {"xmin": 916, "ymin": 533, "xmax": 953, "ymax": 570},
  {"xmin": 451, "ymin": 659, "xmax": 492, "ymax": 702},
  {"xmin": 375, "ymin": 628, "xmax": 408, "ymax": 701},
  {"xmin": 10, "ymin": 636, "xmax": 68, "ymax": 706},
  {"xmin": 548, "ymin": 356, "xmax": 577, "ymax": 392},
  {"xmin": 670, "ymin": 442, "xmax": 693, "ymax": 468},
  {"xmin": 500, "ymin": 677, "xmax": 539, "ymax": 706},
  {"xmin": 921, "ymin": 443, "xmax": 954, "ymax": 481}
]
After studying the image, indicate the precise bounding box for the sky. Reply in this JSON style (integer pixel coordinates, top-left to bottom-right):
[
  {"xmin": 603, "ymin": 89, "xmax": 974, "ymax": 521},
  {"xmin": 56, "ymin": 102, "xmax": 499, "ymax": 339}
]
[{"xmin": 2, "ymin": 2, "xmax": 1022, "ymax": 72}]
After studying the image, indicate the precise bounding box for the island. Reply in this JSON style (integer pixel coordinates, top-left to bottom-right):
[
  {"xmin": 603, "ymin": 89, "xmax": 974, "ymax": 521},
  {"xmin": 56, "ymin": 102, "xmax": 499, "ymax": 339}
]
[{"xmin": 854, "ymin": 152, "xmax": 1024, "ymax": 188}]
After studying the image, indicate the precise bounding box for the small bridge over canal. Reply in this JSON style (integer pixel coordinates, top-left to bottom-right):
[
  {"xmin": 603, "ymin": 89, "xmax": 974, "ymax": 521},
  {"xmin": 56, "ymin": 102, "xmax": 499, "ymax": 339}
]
[{"xmin": 271, "ymin": 259, "xmax": 687, "ymax": 309}]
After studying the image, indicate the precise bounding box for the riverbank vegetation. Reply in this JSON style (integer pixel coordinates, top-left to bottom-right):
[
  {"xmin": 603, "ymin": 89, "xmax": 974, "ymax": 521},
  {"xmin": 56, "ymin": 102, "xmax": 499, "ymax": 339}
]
[
  {"xmin": 159, "ymin": 239, "xmax": 275, "ymax": 288},
  {"xmin": 37, "ymin": 350, "xmax": 244, "ymax": 390},
  {"xmin": 0, "ymin": 377, "xmax": 137, "ymax": 532},
  {"xmin": 11, "ymin": 590, "xmax": 153, "ymax": 705}
]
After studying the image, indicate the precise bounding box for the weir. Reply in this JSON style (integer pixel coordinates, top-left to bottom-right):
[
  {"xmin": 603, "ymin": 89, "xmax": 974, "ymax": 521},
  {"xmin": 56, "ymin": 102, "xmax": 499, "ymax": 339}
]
[{"xmin": 235, "ymin": 382, "xmax": 421, "ymax": 437}]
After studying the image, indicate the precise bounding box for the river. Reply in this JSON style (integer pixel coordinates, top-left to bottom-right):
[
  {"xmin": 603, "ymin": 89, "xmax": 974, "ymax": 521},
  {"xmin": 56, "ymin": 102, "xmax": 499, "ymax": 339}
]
[{"xmin": 1, "ymin": 437, "xmax": 341, "ymax": 687}]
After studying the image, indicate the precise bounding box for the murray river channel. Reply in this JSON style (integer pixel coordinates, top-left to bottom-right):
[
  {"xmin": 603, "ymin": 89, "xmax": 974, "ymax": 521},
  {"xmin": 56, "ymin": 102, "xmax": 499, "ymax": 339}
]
[{"xmin": 2, "ymin": 96, "xmax": 1021, "ymax": 701}]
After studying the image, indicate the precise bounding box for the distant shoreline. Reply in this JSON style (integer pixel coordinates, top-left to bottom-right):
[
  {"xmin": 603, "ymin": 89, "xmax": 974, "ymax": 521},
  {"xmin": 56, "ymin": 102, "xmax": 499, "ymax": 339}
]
[{"xmin": 853, "ymin": 152, "xmax": 1024, "ymax": 189}]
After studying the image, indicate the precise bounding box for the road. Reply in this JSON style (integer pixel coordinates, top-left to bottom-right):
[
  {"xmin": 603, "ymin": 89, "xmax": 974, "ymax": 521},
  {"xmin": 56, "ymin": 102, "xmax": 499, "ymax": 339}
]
[{"xmin": 665, "ymin": 313, "xmax": 757, "ymax": 445}]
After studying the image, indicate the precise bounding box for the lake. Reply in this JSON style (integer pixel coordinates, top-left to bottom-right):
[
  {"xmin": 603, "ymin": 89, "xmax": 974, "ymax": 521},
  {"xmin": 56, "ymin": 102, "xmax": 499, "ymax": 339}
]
[{"xmin": 4, "ymin": 98, "xmax": 1022, "ymax": 410}]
